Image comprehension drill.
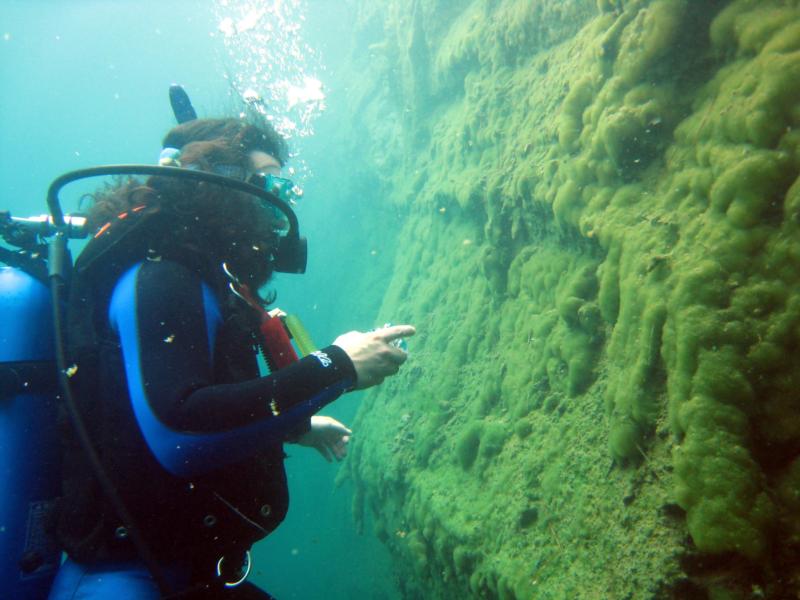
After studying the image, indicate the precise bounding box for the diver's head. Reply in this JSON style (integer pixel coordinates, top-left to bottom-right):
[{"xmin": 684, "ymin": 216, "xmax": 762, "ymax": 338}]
[
  {"xmin": 85, "ymin": 116, "xmax": 292, "ymax": 292},
  {"xmin": 155, "ymin": 118, "xmax": 292, "ymax": 289}
]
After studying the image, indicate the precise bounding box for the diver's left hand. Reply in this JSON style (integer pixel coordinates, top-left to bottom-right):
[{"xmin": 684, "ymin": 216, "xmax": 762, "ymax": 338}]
[{"xmin": 295, "ymin": 416, "xmax": 352, "ymax": 462}]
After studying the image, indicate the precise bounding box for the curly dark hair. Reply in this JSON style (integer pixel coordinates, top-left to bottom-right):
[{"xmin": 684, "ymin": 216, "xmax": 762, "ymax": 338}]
[
  {"xmin": 161, "ymin": 117, "xmax": 288, "ymax": 166},
  {"xmin": 85, "ymin": 117, "xmax": 288, "ymax": 291}
]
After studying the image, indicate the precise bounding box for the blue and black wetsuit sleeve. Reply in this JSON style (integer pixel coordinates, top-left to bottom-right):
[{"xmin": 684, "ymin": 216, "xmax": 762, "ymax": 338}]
[{"xmin": 108, "ymin": 260, "xmax": 356, "ymax": 477}]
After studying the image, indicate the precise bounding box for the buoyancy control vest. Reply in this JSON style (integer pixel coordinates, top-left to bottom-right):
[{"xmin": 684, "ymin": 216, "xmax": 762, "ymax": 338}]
[{"xmin": 56, "ymin": 204, "xmax": 292, "ymax": 568}]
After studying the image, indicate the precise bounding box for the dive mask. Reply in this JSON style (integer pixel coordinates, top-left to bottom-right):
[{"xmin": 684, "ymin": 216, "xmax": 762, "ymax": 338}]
[
  {"xmin": 209, "ymin": 165, "xmax": 303, "ymax": 206},
  {"xmin": 249, "ymin": 173, "xmax": 303, "ymax": 206}
]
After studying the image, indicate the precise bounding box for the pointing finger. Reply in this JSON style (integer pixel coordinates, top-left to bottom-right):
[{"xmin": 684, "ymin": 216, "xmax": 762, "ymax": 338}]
[{"xmin": 380, "ymin": 325, "xmax": 416, "ymax": 343}]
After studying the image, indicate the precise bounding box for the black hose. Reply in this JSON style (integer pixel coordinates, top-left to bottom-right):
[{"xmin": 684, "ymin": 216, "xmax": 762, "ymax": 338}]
[
  {"xmin": 46, "ymin": 164, "xmax": 307, "ymax": 274},
  {"xmin": 46, "ymin": 164, "xmax": 298, "ymax": 238}
]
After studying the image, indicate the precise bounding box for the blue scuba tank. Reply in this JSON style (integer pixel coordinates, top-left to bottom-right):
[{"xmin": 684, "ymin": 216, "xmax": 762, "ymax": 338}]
[{"xmin": 0, "ymin": 266, "xmax": 61, "ymax": 599}]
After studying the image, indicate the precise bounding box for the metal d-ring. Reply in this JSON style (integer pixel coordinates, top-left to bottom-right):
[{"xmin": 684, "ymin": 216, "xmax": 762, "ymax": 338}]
[
  {"xmin": 221, "ymin": 261, "xmax": 239, "ymax": 284},
  {"xmin": 216, "ymin": 550, "xmax": 252, "ymax": 588},
  {"xmin": 221, "ymin": 262, "xmax": 248, "ymax": 303}
]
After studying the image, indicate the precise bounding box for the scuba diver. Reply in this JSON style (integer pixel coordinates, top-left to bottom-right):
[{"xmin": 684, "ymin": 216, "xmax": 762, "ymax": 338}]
[{"xmin": 41, "ymin": 89, "xmax": 415, "ymax": 599}]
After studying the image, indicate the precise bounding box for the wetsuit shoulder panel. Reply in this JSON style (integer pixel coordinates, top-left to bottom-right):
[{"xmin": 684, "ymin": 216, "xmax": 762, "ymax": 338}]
[{"xmin": 108, "ymin": 260, "xmax": 355, "ymax": 477}]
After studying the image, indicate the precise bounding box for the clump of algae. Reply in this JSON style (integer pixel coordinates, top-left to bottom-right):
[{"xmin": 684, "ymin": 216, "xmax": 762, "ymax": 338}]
[{"xmin": 337, "ymin": 0, "xmax": 800, "ymax": 597}]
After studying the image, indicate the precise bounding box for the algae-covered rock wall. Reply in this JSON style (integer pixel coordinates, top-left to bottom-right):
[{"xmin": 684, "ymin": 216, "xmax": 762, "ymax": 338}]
[{"xmin": 335, "ymin": 0, "xmax": 800, "ymax": 597}]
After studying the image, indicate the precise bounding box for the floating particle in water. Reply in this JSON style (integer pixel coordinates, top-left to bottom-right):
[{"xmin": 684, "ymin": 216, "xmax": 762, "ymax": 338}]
[
  {"xmin": 242, "ymin": 88, "xmax": 262, "ymax": 104},
  {"xmin": 285, "ymin": 76, "xmax": 324, "ymax": 110},
  {"xmin": 236, "ymin": 7, "xmax": 266, "ymax": 34},
  {"xmin": 218, "ymin": 17, "xmax": 236, "ymax": 37}
]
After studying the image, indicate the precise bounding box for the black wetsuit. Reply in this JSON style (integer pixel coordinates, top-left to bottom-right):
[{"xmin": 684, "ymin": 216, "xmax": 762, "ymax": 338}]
[{"xmin": 53, "ymin": 257, "xmax": 355, "ymax": 597}]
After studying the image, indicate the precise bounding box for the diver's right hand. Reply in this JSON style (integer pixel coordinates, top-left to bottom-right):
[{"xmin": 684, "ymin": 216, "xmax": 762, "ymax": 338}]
[{"xmin": 333, "ymin": 325, "xmax": 415, "ymax": 390}]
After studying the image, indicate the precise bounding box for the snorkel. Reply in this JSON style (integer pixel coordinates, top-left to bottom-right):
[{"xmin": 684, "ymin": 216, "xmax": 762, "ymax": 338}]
[{"xmin": 168, "ymin": 84, "xmax": 198, "ymax": 124}]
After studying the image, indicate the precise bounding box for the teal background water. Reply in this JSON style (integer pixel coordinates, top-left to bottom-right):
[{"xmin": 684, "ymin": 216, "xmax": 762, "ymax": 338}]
[
  {"xmin": 1, "ymin": 2, "xmax": 399, "ymax": 597},
  {"xmin": 8, "ymin": 1, "xmax": 800, "ymax": 598}
]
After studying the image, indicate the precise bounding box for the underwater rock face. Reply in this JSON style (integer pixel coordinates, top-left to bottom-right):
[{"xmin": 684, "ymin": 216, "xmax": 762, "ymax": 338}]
[{"xmin": 340, "ymin": 0, "xmax": 800, "ymax": 597}]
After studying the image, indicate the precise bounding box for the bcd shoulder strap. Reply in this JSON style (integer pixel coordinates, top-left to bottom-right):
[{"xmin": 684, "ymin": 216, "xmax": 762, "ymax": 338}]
[{"xmin": 68, "ymin": 204, "xmax": 169, "ymax": 353}]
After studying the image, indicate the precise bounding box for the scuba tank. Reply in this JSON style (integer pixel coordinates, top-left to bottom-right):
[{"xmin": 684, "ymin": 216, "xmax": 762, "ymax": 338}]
[{"xmin": 0, "ymin": 217, "xmax": 71, "ymax": 599}]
